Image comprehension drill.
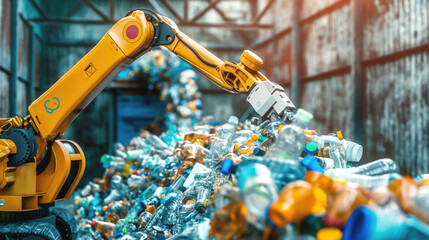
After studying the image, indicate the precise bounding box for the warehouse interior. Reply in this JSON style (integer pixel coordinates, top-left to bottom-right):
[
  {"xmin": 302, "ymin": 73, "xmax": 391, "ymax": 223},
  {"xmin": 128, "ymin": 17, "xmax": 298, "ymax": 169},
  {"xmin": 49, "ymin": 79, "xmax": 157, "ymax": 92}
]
[{"xmin": 0, "ymin": 0, "xmax": 429, "ymax": 239}]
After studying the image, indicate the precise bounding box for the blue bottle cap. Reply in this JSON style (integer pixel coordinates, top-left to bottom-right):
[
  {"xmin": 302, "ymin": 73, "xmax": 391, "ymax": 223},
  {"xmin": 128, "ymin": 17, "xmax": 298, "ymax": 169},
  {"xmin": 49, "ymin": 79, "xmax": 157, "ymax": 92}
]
[
  {"xmin": 115, "ymin": 233, "xmax": 124, "ymax": 239},
  {"xmin": 301, "ymin": 155, "xmax": 324, "ymax": 174},
  {"xmin": 210, "ymin": 121, "xmax": 221, "ymax": 126},
  {"xmin": 343, "ymin": 206, "xmax": 375, "ymax": 240},
  {"xmin": 140, "ymin": 201, "xmax": 147, "ymax": 210},
  {"xmin": 220, "ymin": 158, "xmax": 233, "ymax": 175},
  {"xmin": 161, "ymin": 193, "xmax": 180, "ymax": 205},
  {"xmin": 253, "ymin": 148, "xmax": 266, "ymax": 156}
]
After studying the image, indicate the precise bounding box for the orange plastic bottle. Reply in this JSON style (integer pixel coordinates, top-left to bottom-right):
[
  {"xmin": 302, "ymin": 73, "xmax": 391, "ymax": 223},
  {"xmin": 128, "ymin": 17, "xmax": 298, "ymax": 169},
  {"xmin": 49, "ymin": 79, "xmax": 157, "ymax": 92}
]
[
  {"xmin": 176, "ymin": 141, "xmax": 206, "ymax": 174},
  {"xmin": 268, "ymin": 180, "xmax": 322, "ymax": 227},
  {"xmin": 324, "ymin": 184, "xmax": 371, "ymax": 228},
  {"xmin": 305, "ymin": 170, "xmax": 333, "ymax": 214},
  {"xmin": 209, "ymin": 200, "xmax": 248, "ymax": 240},
  {"xmin": 388, "ymin": 176, "xmax": 418, "ymax": 214},
  {"xmin": 388, "ymin": 176, "xmax": 429, "ymax": 223}
]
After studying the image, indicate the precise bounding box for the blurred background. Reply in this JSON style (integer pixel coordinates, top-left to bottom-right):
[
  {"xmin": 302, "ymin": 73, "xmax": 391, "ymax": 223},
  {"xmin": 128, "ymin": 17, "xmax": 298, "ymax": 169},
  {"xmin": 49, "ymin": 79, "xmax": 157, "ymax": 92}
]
[{"xmin": 0, "ymin": 0, "xmax": 428, "ymax": 183}]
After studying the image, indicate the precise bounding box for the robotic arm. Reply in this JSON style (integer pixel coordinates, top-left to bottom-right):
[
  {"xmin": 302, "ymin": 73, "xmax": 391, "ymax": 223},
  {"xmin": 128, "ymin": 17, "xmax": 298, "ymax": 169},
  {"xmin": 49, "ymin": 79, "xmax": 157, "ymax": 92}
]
[{"xmin": 0, "ymin": 9, "xmax": 294, "ymax": 213}]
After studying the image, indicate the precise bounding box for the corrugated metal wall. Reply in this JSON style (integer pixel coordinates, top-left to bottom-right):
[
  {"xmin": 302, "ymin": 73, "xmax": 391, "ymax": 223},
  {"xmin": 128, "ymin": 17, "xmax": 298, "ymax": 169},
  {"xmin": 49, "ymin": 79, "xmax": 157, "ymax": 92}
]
[
  {"xmin": 1, "ymin": 0, "xmax": 428, "ymax": 177},
  {"xmin": 0, "ymin": 0, "xmax": 42, "ymax": 117},
  {"xmin": 253, "ymin": 0, "xmax": 429, "ymax": 176}
]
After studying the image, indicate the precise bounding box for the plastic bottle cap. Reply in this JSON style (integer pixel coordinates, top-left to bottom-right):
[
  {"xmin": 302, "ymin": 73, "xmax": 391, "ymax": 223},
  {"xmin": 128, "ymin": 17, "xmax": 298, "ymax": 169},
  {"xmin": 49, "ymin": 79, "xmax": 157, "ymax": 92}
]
[
  {"xmin": 251, "ymin": 134, "xmax": 259, "ymax": 141},
  {"xmin": 278, "ymin": 125, "xmax": 284, "ymax": 133},
  {"xmin": 305, "ymin": 143, "xmax": 318, "ymax": 154},
  {"xmin": 228, "ymin": 116, "xmax": 239, "ymax": 126},
  {"xmin": 316, "ymin": 228, "xmax": 342, "ymax": 240},
  {"xmin": 253, "ymin": 148, "xmax": 266, "ymax": 156},
  {"xmin": 91, "ymin": 219, "xmax": 97, "ymax": 228},
  {"xmin": 220, "ymin": 158, "xmax": 233, "ymax": 175},
  {"xmin": 258, "ymin": 135, "xmax": 268, "ymax": 142},
  {"xmin": 210, "ymin": 121, "xmax": 221, "ymax": 126},
  {"xmin": 294, "ymin": 109, "xmax": 314, "ymax": 126},
  {"xmin": 343, "ymin": 206, "xmax": 375, "ymax": 240},
  {"xmin": 336, "ymin": 131, "xmax": 344, "ymax": 140},
  {"xmin": 389, "ymin": 173, "xmax": 402, "ymax": 182},
  {"xmin": 233, "ymin": 143, "xmax": 240, "ymax": 153},
  {"xmin": 343, "ymin": 141, "xmax": 363, "ymax": 162}
]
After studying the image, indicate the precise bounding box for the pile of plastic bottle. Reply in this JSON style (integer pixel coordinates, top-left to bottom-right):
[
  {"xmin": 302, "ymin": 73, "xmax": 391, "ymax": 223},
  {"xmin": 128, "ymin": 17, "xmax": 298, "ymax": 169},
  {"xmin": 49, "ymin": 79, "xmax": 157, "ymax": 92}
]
[{"xmin": 73, "ymin": 108, "xmax": 429, "ymax": 240}]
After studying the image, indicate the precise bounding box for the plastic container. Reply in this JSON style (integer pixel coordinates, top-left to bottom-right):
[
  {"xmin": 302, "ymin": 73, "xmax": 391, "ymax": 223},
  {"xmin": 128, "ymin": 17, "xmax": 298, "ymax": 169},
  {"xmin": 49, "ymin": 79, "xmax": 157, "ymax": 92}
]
[
  {"xmin": 265, "ymin": 109, "xmax": 313, "ymax": 160},
  {"xmin": 236, "ymin": 162, "xmax": 278, "ymax": 223},
  {"xmin": 325, "ymin": 158, "xmax": 398, "ymax": 176},
  {"xmin": 343, "ymin": 206, "xmax": 429, "ymax": 240},
  {"xmin": 268, "ymin": 180, "xmax": 320, "ymax": 227}
]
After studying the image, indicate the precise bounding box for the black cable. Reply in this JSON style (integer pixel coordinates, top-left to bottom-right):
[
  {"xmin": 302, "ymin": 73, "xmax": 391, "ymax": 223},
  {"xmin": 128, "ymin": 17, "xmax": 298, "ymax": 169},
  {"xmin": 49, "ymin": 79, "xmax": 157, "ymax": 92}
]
[
  {"xmin": 175, "ymin": 33, "xmax": 218, "ymax": 68},
  {"xmin": 36, "ymin": 133, "xmax": 60, "ymax": 175},
  {"xmin": 125, "ymin": 8, "xmax": 162, "ymax": 22}
]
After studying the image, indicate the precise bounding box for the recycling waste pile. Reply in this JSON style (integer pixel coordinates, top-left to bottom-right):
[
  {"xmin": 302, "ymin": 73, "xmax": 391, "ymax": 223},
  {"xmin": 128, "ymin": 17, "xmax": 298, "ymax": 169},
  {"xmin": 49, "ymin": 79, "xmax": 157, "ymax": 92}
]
[
  {"xmin": 71, "ymin": 106, "xmax": 429, "ymax": 240},
  {"xmin": 72, "ymin": 49, "xmax": 429, "ymax": 240}
]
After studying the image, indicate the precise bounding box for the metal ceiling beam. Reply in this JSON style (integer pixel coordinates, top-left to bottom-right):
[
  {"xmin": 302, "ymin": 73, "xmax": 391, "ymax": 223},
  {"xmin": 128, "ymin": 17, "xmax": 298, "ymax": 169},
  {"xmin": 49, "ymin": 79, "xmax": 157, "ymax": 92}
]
[
  {"xmin": 159, "ymin": 0, "xmax": 183, "ymax": 21},
  {"xmin": 48, "ymin": 2, "xmax": 84, "ymax": 36},
  {"xmin": 189, "ymin": 0, "xmax": 222, "ymax": 23},
  {"xmin": 184, "ymin": 0, "xmax": 189, "ymax": 21},
  {"xmin": 110, "ymin": 0, "xmax": 115, "ymax": 20},
  {"xmin": 82, "ymin": 0, "xmax": 110, "ymax": 21},
  {"xmin": 29, "ymin": 18, "xmax": 272, "ymax": 30},
  {"xmin": 148, "ymin": 0, "xmax": 170, "ymax": 19},
  {"xmin": 253, "ymin": 0, "xmax": 274, "ymax": 23},
  {"xmin": 29, "ymin": 0, "xmax": 47, "ymax": 19}
]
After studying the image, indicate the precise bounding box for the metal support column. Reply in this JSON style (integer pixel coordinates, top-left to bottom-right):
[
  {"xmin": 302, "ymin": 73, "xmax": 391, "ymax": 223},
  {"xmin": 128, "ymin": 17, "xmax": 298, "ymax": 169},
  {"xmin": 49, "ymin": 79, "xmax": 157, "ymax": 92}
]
[
  {"xmin": 40, "ymin": 40, "xmax": 47, "ymax": 93},
  {"xmin": 351, "ymin": 0, "xmax": 364, "ymax": 144},
  {"xmin": 9, "ymin": 0, "xmax": 18, "ymax": 116},
  {"xmin": 271, "ymin": 0, "xmax": 277, "ymax": 81},
  {"xmin": 28, "ymin": 25, "xmax": 36, "ymax": 105},
  {"xmin": 291, "ymin": 0, "xmax": 301, "ymax": 107}
]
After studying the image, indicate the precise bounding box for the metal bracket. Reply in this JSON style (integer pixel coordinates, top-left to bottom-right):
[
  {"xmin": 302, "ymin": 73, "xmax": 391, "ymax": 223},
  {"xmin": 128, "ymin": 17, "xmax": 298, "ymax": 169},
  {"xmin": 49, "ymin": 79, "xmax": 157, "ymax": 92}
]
[{"xmin": 145, "ymin": 13, "xmax": 175, "ymax": 47}]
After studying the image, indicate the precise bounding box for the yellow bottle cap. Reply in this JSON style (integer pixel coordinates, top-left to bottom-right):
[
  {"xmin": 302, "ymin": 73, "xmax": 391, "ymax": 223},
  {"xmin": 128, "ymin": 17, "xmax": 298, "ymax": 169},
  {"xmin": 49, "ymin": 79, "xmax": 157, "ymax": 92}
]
[
  {"xmin": 317, "ymin": 228, "xmax": 342, "ymax": 240},
  {"xmin": 233, "ymin": 143, "xmax": 240, "ymax": 153},
  {"xmin": 336, "ymin": 131, "xmax": 343, "ymax": 140},
  {"xmin": 251, "ymin": 134, "xmax": 259, "ymax": 142},
  {"xmin": 278, "ymin": 125, "xmax": 284, "ymax": 133}
]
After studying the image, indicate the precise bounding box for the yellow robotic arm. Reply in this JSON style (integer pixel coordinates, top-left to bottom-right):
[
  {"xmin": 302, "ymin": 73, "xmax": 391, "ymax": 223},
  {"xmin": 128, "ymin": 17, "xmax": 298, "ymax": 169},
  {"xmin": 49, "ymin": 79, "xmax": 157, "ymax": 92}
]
[
  {"xmin": 0, "ymin": 9, "xmax": 295, "ymax": 216},
  {"xmin": 27, "ymin": 9, "xmax": 295, "ymax": 141}
]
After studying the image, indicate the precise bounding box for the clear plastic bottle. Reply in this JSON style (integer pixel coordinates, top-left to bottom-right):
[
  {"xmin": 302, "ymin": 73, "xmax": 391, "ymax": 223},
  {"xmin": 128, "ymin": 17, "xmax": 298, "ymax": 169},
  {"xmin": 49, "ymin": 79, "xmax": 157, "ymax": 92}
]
[
  {"xmin": 236, "ymin": 162, "xmax": 278, "ymax": 226},
  {"xmin": 308, "ymin": 135, "xmax": 363, "ymax": 163},
  {"xmin": 325, "ymin": 172, "xmax": 392, "ymax": 189},
  {"xmin": 209, "ymin": 116, "xmax": 238, "ymax": 159},
  {"xmin": 314, "ymin": 156, "xmax": 335, "ymax": 171},
  {"xmin": 161, "ymin": 197, "xmax": 182, "ymax": 226},
  {"xmin": 325, "ymin": 158, "xmax": 398, "ymax": 176},
  {"xmin": 140, "ymin": 186, "xmax": 164, "ymax": 209},
  {"xmin": 414, "ymin": 186, "xmax": 429, "ymax": 224},
  {"xmin": 167, "ymin": 175, "xmax": 186, "ymax": 193},
  {"xmin": 265, "ymin": 109, "xmax": 313, "ymax": 160},
  {"xmin": 112, "ymin": 174, "xmax": 128, "ymax": 189}
]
